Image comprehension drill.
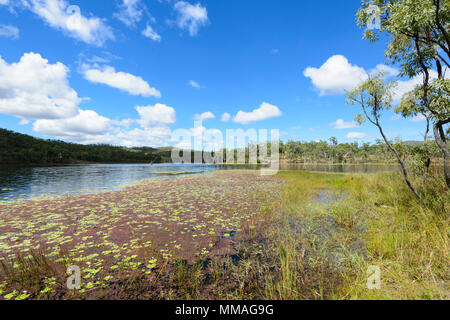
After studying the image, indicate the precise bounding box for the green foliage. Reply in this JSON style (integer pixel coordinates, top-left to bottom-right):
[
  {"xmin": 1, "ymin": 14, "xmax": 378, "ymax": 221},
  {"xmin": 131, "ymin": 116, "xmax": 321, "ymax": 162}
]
[
  {"xmin": 282, "ymin": 138, "xmax": 442, "ymax": 165},
  {"xmin": 347, "ymin": 72, "xmax": 397, "ymax": 123},
  {"xmin": 397, "ymin": 77, "xmax": 450, "ymax": 122},
  {"xmin": 356, "ymin": 0, "xmax": 449, "ymax": 189},
  {"xmin": 0, "ymin": 128, "xmax": 172, "ymax": 165},
  {"xmin": 357, "ymin": 0, "xmax": 449, "ymax": 122},
  {"xmin": 354, "ymin": 113, "xmax": 366, "ymax": 125}
]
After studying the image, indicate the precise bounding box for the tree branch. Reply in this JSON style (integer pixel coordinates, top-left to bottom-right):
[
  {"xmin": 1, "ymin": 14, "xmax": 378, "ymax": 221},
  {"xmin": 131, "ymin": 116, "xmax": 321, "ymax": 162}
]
[
  {"xmin": 400, "ymin": 29, "xmax": 450, "ymax": 58},
  {"xmin": 360, "ymin": 96, "xmax": 378, "ymax": 126},
  {"xmin": 433, "ymin": 0, "xmax": 450, "ymax": 57},
  {"xmin": 437, "ymin": 53, "xmax": 450, "ymax": 68}
]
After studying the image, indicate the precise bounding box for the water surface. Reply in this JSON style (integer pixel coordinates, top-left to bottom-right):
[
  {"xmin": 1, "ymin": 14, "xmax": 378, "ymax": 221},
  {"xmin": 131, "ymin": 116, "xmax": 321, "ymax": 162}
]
[
  {"xmin": 0, "ymin": 164, "xmax": 215, "ymax": 203},
  {"xmin": 0, "ymin": 163, "xmax": 399, "ymax": 203}
]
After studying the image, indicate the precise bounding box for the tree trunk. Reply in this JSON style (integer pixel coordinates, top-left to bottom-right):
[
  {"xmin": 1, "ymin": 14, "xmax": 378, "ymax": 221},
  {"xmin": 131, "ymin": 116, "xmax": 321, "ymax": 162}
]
[
  {"xmin": 423, "ymin": 157, "xmax": 431, "ymax": 182},
  {"xmin": 433, "ymin": 121, "xmax": 450, "ymax": 189},
  {"xmin": 377, "ymin": 123, "xmax": 421, "ymax": 198},
  {"xmin": 423, "ymin": 116, "xmax": 431, "ymax": 182}
]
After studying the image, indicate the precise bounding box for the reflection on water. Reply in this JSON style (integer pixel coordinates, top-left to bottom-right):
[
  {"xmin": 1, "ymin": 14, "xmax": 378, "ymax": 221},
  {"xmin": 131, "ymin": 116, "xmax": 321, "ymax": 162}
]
[
  {"xmin": 0, "ymin": 164, "xmax": 216, "ymax": 203},
  {"xmin": 0, "ymin": 163, "xmax": 400, "ymax": 203}
]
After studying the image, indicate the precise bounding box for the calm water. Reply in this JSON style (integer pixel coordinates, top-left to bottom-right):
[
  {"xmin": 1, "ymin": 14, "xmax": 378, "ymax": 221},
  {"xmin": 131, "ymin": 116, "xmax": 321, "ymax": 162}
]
[
  {"xmin": 0, "ymin": 163, "xmax": 399, "ymax": 203},
  {"xmin": 0, "ymin": 164, "xmax": 217, "ymax": 203}
]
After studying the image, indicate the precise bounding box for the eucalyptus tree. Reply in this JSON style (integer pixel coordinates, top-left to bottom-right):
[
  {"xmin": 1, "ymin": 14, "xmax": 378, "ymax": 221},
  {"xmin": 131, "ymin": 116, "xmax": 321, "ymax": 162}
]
[
  {"xmin": 397, "ymin": 86, "xmax": 435, "ymax": 180},
  {"xmin": 347, "ymin": 73, "xmax": 421, "ymax": 197},
  {"xmin": 357, "ymin": 0, "xmax": 450, "ymax": 188},
  {"xmin": 329, "ymin": 137, "xmax": 338, "ymax": 146}
]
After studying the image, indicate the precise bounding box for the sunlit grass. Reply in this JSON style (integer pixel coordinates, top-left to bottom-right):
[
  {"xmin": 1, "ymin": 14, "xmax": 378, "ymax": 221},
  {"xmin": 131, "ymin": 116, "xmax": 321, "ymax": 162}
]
[
  {"xmin": 334, "ymin": 173, "xmax": 449, "ymax": 300},
  {"xmin": 272, "ymin": 170, "xmax": 448, "ymax": 300}
]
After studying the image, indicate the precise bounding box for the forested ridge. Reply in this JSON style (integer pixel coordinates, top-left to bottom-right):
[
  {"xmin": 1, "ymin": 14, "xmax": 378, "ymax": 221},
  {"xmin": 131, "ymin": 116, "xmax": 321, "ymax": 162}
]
[
  {"xmin": 1, "ymin": 128, "xmax": 445, "ymax": 166},
  {"xmin": 0, "ymin": 128, "xmax": 173, "ymax": 164}
]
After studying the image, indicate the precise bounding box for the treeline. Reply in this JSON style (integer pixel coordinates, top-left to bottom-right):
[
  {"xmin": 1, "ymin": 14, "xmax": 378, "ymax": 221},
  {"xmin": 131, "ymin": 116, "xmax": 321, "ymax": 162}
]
[
  {"xmin": 187, "ymin": 138, "xmax": 444, "ymax": 166},
  {"xmin": 0, "ymin": 128, "xmax": 173, "ymax": 165},
  {"xmin": 281, "ymin": 138, "xmax": 444, "ymax": 164}
]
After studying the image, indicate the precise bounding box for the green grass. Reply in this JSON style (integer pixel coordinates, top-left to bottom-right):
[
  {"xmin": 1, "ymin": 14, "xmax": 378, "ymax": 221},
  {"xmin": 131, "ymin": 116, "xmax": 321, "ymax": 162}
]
[
  {"xmin": 334, "ymin": 173, "xmax": 449, "ymax": 299},
  {"xmin": 268, "ymin": 170, "xmax": 449, "ymax": 300}
]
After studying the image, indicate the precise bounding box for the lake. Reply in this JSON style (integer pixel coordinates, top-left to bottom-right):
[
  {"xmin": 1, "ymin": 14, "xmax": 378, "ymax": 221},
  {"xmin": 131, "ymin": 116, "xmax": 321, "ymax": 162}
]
[{"xmin": 0, "ymin": 163, "xmax": 399, "ymax": 203}]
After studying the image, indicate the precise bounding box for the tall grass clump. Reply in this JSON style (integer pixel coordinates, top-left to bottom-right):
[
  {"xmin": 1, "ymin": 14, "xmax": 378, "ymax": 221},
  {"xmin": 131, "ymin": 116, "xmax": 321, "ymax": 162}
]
[
  {"xmin": 258, "ymin": 170, "xmax": 448, "ymax": 300},
  {"xmin": 336, "ymin": 171, "xmax": 449, "ymax": 300},
  {"xmin": 255, "ymin": 171, "xmax": 367, "ymax": 300}
]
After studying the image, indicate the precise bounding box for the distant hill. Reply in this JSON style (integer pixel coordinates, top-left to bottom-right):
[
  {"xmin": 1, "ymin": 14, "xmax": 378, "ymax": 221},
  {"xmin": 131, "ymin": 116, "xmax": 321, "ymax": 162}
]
[
  {"xmin": 0, "ymin": 128, "xmax": 173, "ymax": 165},
  {"xmin": 402, "ymin": 141, "xmax": 424, "ymax": 146}
]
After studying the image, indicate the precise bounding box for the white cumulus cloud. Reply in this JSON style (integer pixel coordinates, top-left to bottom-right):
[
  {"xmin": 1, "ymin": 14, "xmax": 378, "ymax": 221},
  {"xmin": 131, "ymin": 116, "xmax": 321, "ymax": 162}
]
[
  {"xmin": 0, "ymin": 52, "xmax": 80, "ymax": 120},
  {"xmin": 392, "ymin": 70, "xmax": 444, "ymax": 103},
  {"xmin": 83, "ymin": 65, "xmax": 161, "ymax": 98},
  {"xmin": 33, "ymin": 109, "xmax": 111, "ymax": 138},
  {"xmin": 136, "ymin": 103, "xmax": 176, "ymax": 127},
  {"xmin": 370, "ymin": 64, "xmax": 399, "ymax": 77},
  {"xmin": 27, "ymin": 0, "xmax": 114, "ymax": 46},
  {"xmin": 32, "ymin": 105, "xmax": 176, "ymax": 147},
  {"xmin": 304, "ymin": 55, "xmax": 447, "ymax": 104},
  {"xmin": 303, "ymin": 55, "xmax": 367, "ymax": 95},
  {"xmin": 33, "ymin": 104, "xmax": 176, "ymax": 147},
  {"xmin": 173, "ymin": 1, "xmax": 208, "ymax": 36},
  {"xmin": 233, "ymin": 102, "xmax": 282, "ymax": 124},
  {"xmin": 114, "ymin": 0, "xmax": 144, "ymax": 27},
  {"xmin": 35, "ymin": 126, "xmax": 173, "ymax": 147},
  {"xmin": 142, "ymin": 25, "xmax": 161, "ymax": 41},
  {"xmin": 112, "ymin": 127, "xmax": 173, "ymax": 147},
  {"xmin": 194, "ymin": 111, "xmax": 215, "ymax": 121},
  {"xmin": 330, "ymin": 119, "xmax": 359, "ymax": 130},
  {"xmin": 346, "ymin": 132, "xmax": 368, "ymax": 140}
]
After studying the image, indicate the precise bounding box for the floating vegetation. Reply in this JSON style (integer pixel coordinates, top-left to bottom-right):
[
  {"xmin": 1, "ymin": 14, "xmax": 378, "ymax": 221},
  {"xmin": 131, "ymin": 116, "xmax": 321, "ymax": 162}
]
[
  {"xmin": 152, "ymin": 171, "xmax": 204, "ymax": 175},
  {"xmin": 0, "ymin": 171, "xmax": 282, "ymax": 300}
]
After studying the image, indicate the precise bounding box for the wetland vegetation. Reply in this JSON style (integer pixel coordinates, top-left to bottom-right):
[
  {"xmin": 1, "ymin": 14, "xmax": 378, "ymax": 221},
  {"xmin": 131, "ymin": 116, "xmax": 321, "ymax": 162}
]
[{"xmin": 0, "ymin": 169, "xmax": 448, "ymax": 300}]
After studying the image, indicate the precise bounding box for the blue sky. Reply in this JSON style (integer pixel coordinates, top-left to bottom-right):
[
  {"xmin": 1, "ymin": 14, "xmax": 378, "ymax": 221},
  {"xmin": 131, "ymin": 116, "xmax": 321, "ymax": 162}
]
[{"xmin": 0, "ymin": 0, "xmax": 432, "ymax": 148}]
